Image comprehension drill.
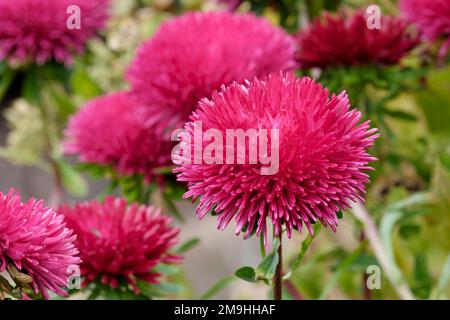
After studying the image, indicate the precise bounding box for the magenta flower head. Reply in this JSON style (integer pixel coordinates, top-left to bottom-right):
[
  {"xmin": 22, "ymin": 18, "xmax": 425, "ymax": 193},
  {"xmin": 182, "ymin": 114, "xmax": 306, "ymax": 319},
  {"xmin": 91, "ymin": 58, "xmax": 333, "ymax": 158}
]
[
  {"xmin": 295, "ymin": 10, "xmax": 418, "ymax": 69},
  {"xmin": 400, "ymin": 0, "xmax": 450, "ymax": 58},
  {"xmin": 127, "ymin": 11, "xmax": 297, "ymax": 135},
  {"xmin": 64, "ymin": 91, "xmax": 172, "ymax": 179},
  {"xmin": 60, "ymin": 197, "xmax": 180, "ymax": 293},
  {"xmin": 175, "ymin": 73, "xmax": 379, "ymax": 241},
  {"xmin": 0, "ymin": 189, "xmax": 80, "ymax": 299},
  {"xmin": 0, "ymin": 0, "xmax": 109, "ymax": 65}
]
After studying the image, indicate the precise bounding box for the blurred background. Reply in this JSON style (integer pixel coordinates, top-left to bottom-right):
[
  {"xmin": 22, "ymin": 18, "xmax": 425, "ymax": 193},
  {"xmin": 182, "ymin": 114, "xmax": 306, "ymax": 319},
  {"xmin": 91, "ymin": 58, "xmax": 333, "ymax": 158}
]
[{"xmin": 1, "ymin": 0, "xmax": 449, "ymax": 299}]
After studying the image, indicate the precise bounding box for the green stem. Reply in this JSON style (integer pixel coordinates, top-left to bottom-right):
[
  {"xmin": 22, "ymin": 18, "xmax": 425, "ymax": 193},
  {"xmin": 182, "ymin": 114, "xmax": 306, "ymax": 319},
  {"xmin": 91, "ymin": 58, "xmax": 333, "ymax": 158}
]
[{"xmin": 260, "ymin": 235, "xmax": 266, "ymax": 258}]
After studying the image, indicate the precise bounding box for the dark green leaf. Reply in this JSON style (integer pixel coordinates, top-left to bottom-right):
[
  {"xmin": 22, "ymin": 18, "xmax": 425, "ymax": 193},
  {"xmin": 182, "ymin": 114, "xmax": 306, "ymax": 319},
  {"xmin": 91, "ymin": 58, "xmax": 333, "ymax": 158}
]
[
  {"xmin": 235, "ymin": 266, "xmax": 257, "ymax": 283},
  {"xmin": 256, "ymin": 239, "xmax": 280, "ymax": 281}
]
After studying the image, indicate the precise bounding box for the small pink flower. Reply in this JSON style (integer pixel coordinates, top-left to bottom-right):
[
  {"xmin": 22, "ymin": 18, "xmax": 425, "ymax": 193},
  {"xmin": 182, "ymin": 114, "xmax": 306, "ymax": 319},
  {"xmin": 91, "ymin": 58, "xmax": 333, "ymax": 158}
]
[
  {"xmin": 0, "ymin": 189, "xmax": 80, "ymax": 299},
  {"xmin": 64, "ymin": 91, "xmax": 172, "ymax": 179},
  {"xmin": 400, "ymin": 0, "xmax": 450, "ymax": 58},
  {"xmin": 0, "ymin": 0, "xmax": 109, "ymax": 65},
  {"xmin": 295, "ymin": 10, "xmax": 418, "ymax": 69},
  {"xmin": 60, "ymin": 197, "xmax": 180, "ymax": 292},
  {"xmin": 127, "ymin": 11, "xmax": 297, "ymax": 136},
  {"xmin": 175, "ymin": 73, "xmax": 379, "ymax": 241}
]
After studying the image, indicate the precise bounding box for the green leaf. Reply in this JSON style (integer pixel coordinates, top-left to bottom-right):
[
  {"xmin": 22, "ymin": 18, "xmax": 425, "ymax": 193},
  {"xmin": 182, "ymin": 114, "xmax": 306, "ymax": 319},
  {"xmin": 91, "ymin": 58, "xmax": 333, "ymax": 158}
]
[
  {"xmin": 284, "ymin": 224, "xmax": 322, "ymax": 280},
  {"xmin": 318, "ymin": 241, "xmax": 367, "ymax": 300},
  {"xmin": 0, "ymin": 64, "xmax": 16, "ymax": 102},
  {"xmin": 381, "ymin": 108, "xmax": 417, "ymax": 122},
  {"xmin": 153, "ymin": 264, "xmax": 180, "ymax": 276},
  {"xmin": 175, "ymin": 238, "xmax": 200, "ymax": 254},
  {"xmin": 412, "ymin": 253, "xmax": 433, "ymax": 299},
  {"xmin": 162, "ymin": 191, "xmax": 185, "ymax": 222},
  {"xmin": 256, "ymin": 239, "xmax": 280, "ymax": 281},
  {"xmin": 431, "ymin": 254, "xmax": 450, "ymax": 299},
  {"xmin": 71, "ymin": 64, "xmax": 102, "ymax": 99},
  {"xmin": 137, "ymin": 280, "xmax": 183, "ymax": 299},
  {"xmin": 47, "ymin": 84, "xmax": 77, "ymax": 119},
  {"xmin": 379, "ymin": 210, "xmax": 405, "ymax": 284},
  {"xmin": 416, "ymin": 66, "xmax": 450, "ymax": 135},
  {"xmin": 22, "ymin": 67, "xmax": 40, "ymax": 105},
  {"xmin": 87, "ymin": 286, "xmax": 102, "ymax": 300},
  {"xmin": 200, "ymin": 276, "xmax": 236, "ymax": 300},
  {"xmin": 399, "ymin": 223, "xmax": 421, "ymax": 239},
  {"xmin": 235, "ymin": 266, "xmax": 257, "ymax": 283},
  {"xmin": 55, "ymin": 158, "xmax": 88, "ymax": 197}
]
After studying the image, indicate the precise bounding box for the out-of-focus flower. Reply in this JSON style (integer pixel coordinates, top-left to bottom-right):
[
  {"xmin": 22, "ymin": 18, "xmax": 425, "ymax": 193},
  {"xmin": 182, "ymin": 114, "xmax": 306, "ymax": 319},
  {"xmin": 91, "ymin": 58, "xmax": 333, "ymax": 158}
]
[
  {"xmin": 64, "ymin": 91, "xmax": 172, "ymax": 179},
  {"xmin": 0, "ymin": 189, "xmax": 80, "ymax": 299},
  {"xmin": 127, "ymin": 11, "xmax": 297, "ymax": 135},
  {"xmin": 0, "ymin": 0, "xmax": 109, "ymax": 65},
  {"xmin": 60, "ymin": 197, "xmax": 180, "ymax": 292},
  {"xmin": 295, "ymin": 10, "xmax": 418, "ymax": 69},
  {"xmin": 175, "ymin": 73, "xmax": 379, "ymax": 241},
  {"xmin": 400, "ymin": 0, "xmax": 450, "ymax": 58}
]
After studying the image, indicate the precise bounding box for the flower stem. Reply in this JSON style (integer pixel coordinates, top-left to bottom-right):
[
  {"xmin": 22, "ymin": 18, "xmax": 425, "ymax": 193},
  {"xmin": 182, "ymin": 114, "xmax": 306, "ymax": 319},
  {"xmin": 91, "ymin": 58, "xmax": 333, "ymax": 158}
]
[{"xmin": 274, "ymin": 232, "xmax": 283, "ymax": 300}]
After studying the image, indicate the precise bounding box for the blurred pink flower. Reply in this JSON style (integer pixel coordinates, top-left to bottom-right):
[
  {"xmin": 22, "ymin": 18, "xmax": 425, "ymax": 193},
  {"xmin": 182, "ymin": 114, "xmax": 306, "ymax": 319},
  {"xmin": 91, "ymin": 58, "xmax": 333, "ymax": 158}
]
[
  {"xmin": 0, "ymin": 0, "xmax": 109, "ymax": 65},
  {"xmin": 0, "ymin": 189, "xmax": 80, "ymax": 299},
  {"xmin": 60, "ymin": 197, "xmax": 180, "ymax": 292},
  {"xmin": 175, "ymin": 73, "xmax": 379, "ymax": 241},
  {"xmin": 400, "ymin": 0, "xmax": 450, "ymax": 58},
  {"xmin": 127, "ymin": 11, "xmax": 297, "ymax": 136},
  {"xmin": 295, "ymin": 10, "xmax": 418, "ymax": 69},
  {"xmin": 64, "ymin": 91, "xmax": 172, "ymax": 179}
]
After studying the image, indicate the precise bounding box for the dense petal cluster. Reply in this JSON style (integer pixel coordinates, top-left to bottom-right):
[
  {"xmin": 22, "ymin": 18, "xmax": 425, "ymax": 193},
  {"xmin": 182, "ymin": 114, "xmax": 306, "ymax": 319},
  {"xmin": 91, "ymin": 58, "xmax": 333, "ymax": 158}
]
[
  {"xmin": 400, "ymin": 0, "xmax": 450, "ymax": 57},
  {"xmin": 295, "ymin": 10, "xmax": 418, "ymax": 69},
  {"xmin": 175, "ymin": 73, "xmax": 378, "ymax": 240},
  {"xmin": 64, "ymin": 91, "xmax": 172, "ymax": 179},
  {"xmin": 0, "ymin": 0, "xmax": 109, "ymax": 64},
  {"xmin": 0, "ymin": 189, "xmax": 80, "ymax": 299},
  {"xmin": 127, "ymin": 11, "xmax": 297, "ymax": 135},
  {"xmin": 60, "ymin": 197, "xmax": 180, "ymax": 291}
]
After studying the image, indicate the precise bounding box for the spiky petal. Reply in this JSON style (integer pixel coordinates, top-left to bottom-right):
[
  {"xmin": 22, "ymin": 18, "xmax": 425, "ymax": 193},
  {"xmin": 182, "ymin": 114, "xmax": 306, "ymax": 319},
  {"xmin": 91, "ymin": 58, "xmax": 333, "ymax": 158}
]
[
  {"xmin": 295, "ymin": 10, "xmax": 418, "ymax": 69},
  {"xmin": 0, "ymin": 0, "xmax": 109, "ymax": 65},
  {"xmin": 400, "ymin": 0, "xmax": 450, "ymax": 58},
  {"xmin": 175, "ymin": 73, "xmax": 379, "ymax": 241},
  {"xmin": 127, "ymin": 11, "xmax": 297, "ymax": 135},
  {"xmin": 60, "ymin": 197, "xmax": 180, "ymax": 291},
  {"xmin": 0, "ymin": 189, "xmax": 80, "ymax": 299},
  {"xmin": 64, "ymin": 91, "xmax": 172, "ymax": 179}
]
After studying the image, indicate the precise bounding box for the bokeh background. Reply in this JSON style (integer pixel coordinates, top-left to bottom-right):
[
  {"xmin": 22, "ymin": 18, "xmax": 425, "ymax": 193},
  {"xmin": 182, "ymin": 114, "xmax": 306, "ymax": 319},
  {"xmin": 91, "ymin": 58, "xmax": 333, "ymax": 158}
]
[{"xmin": 1, "ymin": 0, "xmax": 449, "ymax": 299}]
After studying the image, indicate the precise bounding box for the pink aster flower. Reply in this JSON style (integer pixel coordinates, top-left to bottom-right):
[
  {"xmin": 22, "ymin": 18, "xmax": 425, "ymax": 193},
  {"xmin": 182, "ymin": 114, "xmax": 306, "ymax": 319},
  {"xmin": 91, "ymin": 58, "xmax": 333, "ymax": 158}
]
[
  {"xmin": 64, "ymin": 91, "xmax": 172, "ymax": 179},
  {"xmin": 127, "ymin": 11, "xmax": 297, "ymax": 135},
  {"xmin": 400, "ymin": 0, "xmax": 450, "ymax": 58},
  {"xmin": 0, "ymin": 0, "xmax": 109, "ymax": 65},
  {"xmin": 60, "ymin": 197, "xmax": 180, "ymax": 292},
  {"xmin": 0, "ymin": 189, "xmax": 80, "ymax": 299},
  {"xmin": 175, "ymin": 73, "xmax": 379, "ymax": 241},
  {"xmin": 295, "ymin": 10, "xmax": 418, "ymax": 69}
]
